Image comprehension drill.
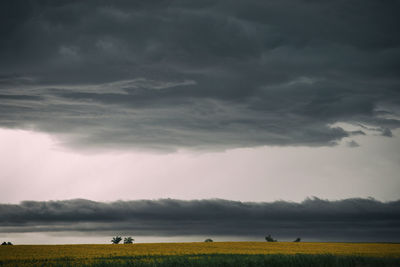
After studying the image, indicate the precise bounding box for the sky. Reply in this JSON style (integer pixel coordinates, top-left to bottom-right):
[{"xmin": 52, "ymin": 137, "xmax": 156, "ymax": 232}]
[{"xmin": 0, "ymin": 0, "xmax": 400, "ymax": 243}]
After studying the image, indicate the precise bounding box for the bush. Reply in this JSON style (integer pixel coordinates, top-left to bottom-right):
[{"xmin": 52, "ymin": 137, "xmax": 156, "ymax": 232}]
[
  {"xmin": 265, "ymin": 235, "xmax": 277, "ymax": 242},
  {"xmin": 204, "ymin": 238, "xmax": 213, "ymax": 242},
  {"xmin": 124, "ymin": 237, "xmax": 134, "ymax": 244},
  {"xmin": 111, "ymin": 236, "xmax": 122, "ymax": 244}
]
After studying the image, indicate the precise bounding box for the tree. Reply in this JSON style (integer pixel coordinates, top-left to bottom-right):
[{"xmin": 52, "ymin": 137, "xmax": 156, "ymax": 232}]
[
  {"xmin": 204, "ymin": 238, "xmax": 213, "ymax": 242},
  {"xmin": 294, "ymin": 238, "xmax": 301, "ymax": 242},
  {"xmin": 1, "ymin": 241, "xmax": 12, "ymax": 245},
  {"xmin": 265, "ymin": 235, "xmax": 277, "ymax": 242},
  {"xmin": 111, "ymin": 236, "xmax": 122, "ymax": 244},
  {"xmin": 7, "ymin": 242, "xmax": 13, "ymax": 245},
  {"xmin": 124, "ymin": 237, "xmax": 134, "ymax": 244}
]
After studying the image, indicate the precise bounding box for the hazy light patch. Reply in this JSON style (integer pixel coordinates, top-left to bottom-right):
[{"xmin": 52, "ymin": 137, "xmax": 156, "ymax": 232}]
[
  {"xmin": 0, "ymin": 128, "xmax": 399, "ymax": 204},
  {"xmin": 1, "ymin": 232, "xmax": 268, "ymax": 245}
]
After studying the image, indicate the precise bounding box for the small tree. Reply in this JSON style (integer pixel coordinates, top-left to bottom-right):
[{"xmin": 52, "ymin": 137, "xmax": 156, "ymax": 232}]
[
  {"xmin": 265, "ymin": 234, "xmax": 277, "ymax": 242},
  {"xmin": 204, "ymin": 238, "xmax": 213, "ymax": 242},
  {"xmin": 7, "ymin": 242, "xmax": 13, "ymax": 245},
  {"xmin": 111, "ymin": 236, "xmax": 122, "ymax": 244},
  {"xmin": 294, "ymin": 238, "xmax": 301, "ymax": 242},
  {"xmin": 124, "ymin": 237, "xmax": 134, "ymax": 244},
  {"xmin": 1, "ymin": 242, "xmax": 7, "ymax": 245}
]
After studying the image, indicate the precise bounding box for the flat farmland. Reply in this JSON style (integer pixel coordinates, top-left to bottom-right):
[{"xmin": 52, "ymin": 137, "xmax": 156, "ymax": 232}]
[{"xmin": 1, "ymin": 242, "xmax": 400, "ymax": 266}]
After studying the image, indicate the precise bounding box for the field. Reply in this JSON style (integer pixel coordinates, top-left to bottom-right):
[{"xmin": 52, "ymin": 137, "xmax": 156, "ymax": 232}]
[{"xmin": 1, "ymin": 242, "xmax": 400, "ymax": 267}]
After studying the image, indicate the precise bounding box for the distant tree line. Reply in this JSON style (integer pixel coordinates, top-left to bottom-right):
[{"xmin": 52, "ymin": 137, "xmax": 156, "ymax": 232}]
[
  {"xmin": 265, "ymin": 235, "xmax": 301, "ymax": 242},
  {"xmin": 109, "ymin": 235, "xmax": 301, "ymax": 244},
  {"xmin": 111, "ymin": 236, "xmax": 134, "ymax": 244}
]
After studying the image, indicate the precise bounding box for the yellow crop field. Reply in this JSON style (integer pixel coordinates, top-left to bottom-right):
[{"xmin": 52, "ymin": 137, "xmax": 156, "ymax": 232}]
[{"xmin": 1, "ymin": 242, "xmax": 400, "ymax": 267}]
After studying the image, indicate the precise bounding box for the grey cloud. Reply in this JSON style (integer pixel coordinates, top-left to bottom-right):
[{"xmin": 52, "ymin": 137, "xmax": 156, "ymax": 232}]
[
  {"xmin": 346, "ymin": 140, "xmax": 360, "ymax": 148},
  {"xmin": 0, "ymin": 0, "xmax": 399, "ymax": 150},
  {"xmin": 0, "ymin": 94, "xmax": 42, "ymax": 101},
  {"xmin": 349, "ymin": 130, "xmax": 365, "ymax": 136},
  {"xmin": 382, "ymin": 128, "xmax": 393, "ymax": 137},
  {"xmin": 1, "ymin": 198, "xmax": 399, "ymax": 242}
]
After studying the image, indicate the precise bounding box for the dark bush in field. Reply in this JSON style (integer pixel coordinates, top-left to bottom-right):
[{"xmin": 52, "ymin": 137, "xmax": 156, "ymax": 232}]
[
  {"xmin": 124, "ymin": 237, "xmax": 134, "ymax": 244},
  {"xmin": 111, "ymin": 236, "xmax": 122, "ymax": 244},
  {"xmin": 265, "ymin": 235, "xmax": 277, "ymax": 242},
  {"xmin": 204, "ymin": 238, "xmax": 213, "ymax": 242}
]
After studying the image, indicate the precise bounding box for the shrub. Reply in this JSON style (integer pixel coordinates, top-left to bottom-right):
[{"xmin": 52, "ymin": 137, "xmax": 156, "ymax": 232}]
[
  {"xmin": 265, "ymin": 235, "xmax": 277, "ymax": 242},
  {"xmin": 111, "ymin": 236, "xmax": 122, "ymax": 244},
  {"xmin": 124, "ymin": 237, "xmax": 134, "ymax": 244}
]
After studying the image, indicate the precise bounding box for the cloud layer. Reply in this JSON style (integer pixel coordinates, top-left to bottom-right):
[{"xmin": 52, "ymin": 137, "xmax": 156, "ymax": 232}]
[
  {"xmin": 1, "ymin": 198, "xmax": 400, "ymax": 242},
  {"xmin": 0, "ymin": 0, "xmax": 399, "ymax": 149}
]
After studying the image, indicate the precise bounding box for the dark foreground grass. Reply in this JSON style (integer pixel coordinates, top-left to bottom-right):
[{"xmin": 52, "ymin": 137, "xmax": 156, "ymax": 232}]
[
  {"xmin": 2, "ymin": 254, "xmax": 400, "ymax": 267},
  {"xmin": 90, "ymin": 254, "xmax": 400, "ymax": 267}
]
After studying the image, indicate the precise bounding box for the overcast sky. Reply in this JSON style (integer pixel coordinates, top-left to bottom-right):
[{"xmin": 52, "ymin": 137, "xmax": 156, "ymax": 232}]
[
  {"xmin": 0, "ymin": 0, "xmax": 399, "ymax": 243},
  {"xmin": 1, "ymin": 198, "xmax": 400, "ymax": 243}
]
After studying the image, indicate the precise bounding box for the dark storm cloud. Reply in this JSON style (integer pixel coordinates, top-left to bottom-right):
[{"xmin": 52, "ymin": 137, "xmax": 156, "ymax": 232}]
[
  {"xmin": 0, "ymin": 0, "xmax": 399, "ymax": 149},
  {"xmin": 1, "ymin": 198, "xmax": 399, "ymax": 242}
]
